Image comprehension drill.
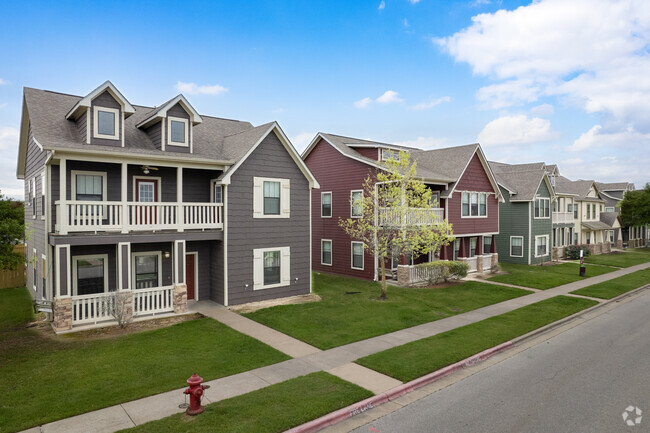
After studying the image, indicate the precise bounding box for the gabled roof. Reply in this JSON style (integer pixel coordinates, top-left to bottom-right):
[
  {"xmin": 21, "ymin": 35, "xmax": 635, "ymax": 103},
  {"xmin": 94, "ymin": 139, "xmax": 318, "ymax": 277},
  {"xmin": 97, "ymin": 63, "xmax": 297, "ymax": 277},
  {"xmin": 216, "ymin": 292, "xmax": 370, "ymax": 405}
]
[
  {"xmin": 488, "ymin": 161, "xmax": 554, "ymax": 202},
  {"xmin": 554, "ymin": 176, "xmax": 604, "ymax": 202},
  {"xmin": 136, "ymin": 94, "xmax": 203, "ymax": 129},
  {"xmin": 582, "ymin": 221, "xmax": 612, "ymax": 230},
  {"xmin": 65, "ymin": 80, "xmax": 135, "ymax": 120},
  {"xmin": 600, "ymin": 211, "xmax": 621, "ymax": 228},
  {"xmin": 595, "ymin": 181, "xmax": 633, "ymax": 192}
]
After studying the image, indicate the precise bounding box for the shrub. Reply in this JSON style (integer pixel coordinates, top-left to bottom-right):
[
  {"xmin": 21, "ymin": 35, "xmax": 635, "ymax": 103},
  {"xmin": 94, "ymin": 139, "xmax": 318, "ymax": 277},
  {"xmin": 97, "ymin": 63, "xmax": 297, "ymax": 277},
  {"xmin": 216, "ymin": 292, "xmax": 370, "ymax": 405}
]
[
  {"xmin": 565, "ymin": 244, "xmax": 591, "ymax": 260},
  {"xmin": 415, "ymin": 260, "xmax": 469, "ymax": 284}
]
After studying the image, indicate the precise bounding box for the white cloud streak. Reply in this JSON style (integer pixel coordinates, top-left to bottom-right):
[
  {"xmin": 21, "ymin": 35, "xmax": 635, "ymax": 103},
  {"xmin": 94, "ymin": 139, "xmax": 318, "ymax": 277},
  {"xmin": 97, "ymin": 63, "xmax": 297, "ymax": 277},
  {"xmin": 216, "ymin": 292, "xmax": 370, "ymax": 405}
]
[
  {"xmin": 478, "ymin": 115, "xmax": 558, "ymax": 147},
  {"xmin": 355, "ymin": 90, "xmax": 403, "ymax": 108},
  {"xmin": 395, "ymin": 136, "xmax": 448, "ymax": 149},
  {"xmin": 175, "ymin": 81, "xmax": 228, "ymax": 96},
  {"xmin": 412, "ymin": 96, "xmax": 451, "ymax": 110},
  {"xmin": 378, "ymin": 1, "xmax": 385, "ymax": 10}
]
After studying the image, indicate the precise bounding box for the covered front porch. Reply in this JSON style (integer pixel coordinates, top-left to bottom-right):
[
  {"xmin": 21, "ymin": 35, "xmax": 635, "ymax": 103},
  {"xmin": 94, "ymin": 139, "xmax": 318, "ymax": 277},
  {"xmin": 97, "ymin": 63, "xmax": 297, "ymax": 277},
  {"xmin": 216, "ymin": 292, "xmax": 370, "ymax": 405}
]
[{"xmin": 49, "ymin": 238, "xmax": 214, "ymax": 332}]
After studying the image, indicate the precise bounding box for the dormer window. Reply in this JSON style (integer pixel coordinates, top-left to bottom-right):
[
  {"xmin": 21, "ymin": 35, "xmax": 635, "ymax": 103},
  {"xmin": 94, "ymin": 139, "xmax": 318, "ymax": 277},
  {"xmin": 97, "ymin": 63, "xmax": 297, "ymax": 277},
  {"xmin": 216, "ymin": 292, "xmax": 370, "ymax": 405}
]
[
  {"xmin": 381, "ymin": 149, "xmax": 401, "ymax": 162},
  {"xmin": 168, "ymin": 117, "xmax": 189, "ymax": 147},
  {"xmin": 93, "ymin": 107, "xmax": 119, "ymax": 140}
]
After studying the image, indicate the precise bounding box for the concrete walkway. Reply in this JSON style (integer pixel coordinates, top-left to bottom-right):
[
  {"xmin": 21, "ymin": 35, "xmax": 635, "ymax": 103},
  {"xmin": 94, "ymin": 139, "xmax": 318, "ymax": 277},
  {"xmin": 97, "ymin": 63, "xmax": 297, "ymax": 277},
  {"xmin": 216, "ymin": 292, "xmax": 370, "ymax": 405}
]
[{"xmin": 21, "ymin": 261, "xmax": 650, "ymax": 433}]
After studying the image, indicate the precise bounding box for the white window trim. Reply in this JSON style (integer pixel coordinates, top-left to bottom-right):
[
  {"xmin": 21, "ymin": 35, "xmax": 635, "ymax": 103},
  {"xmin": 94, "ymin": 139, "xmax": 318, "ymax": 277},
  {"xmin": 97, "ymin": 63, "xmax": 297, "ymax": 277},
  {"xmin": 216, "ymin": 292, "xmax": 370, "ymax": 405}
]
[
  {"xmin": 210, "ymin": 179, "xmax": 223, "ymax": 204},
  {"xmin": 460, "ymin": 191, "xmax": 488, "ymax": 218},
  {"xmin": 31, "ymin": 178, "xmax": 36, "ymax": 219},
  {"xmin": 72, "ymin": 253, "xmax": 109, "ymax": 296},
  {"xmin": 71, "ymin": 170, "xmax": 108, "ymax": 202},
  {"xmin": 534, "ymin": 197, "xmax": 551, "ymax": 219},
  {"xmin": 605, "ymin": 207, "xmax": 614, "ymax": 213},
  {"xmin": 350, "ymin": 190, "xmax": 363, "ymax": 218},
  {"xmin": 131, "ymin": 251, "xmax": 163, "ymax": 290},
  {"xmin": 321, "ymin": 239, "xmax": 333, "ymax": 266},
  {"xmin": 321, "ymin": 192, "xmax": 332, "ymax": 218},
  {"xmin": 534, "ymin": 235, "xmax": 549, "ymax": 258},
  {"xmin": 510, "ymin": 236, "xmax": 524, "ymax": 258},
  {"xmin": 93, "ymin": 106, "xmax": 120, "ymax": 140},
  {"xmin": 351, "ymin": 241, "xmax": 364, "ymax": 270},
  {"xmin": 380, "ymin": 148, "xmax": 401, "ymax": 162},
  {"xmin": 32, "ymin": 248, "xmax": 37, "ymax": 291},
  {"xmin": 253, "ymin": 246, "xmax": 290, "ymax": 290},
  {"xmin": 133, "ymin": 176, "xmax": 162, "ymax": 202},
  {"xmin": 167, "ymin": 116, "xmax": 189, "ymax": 147},
  {"xmin": 40, "ymin": 172, "xmax": 46, "ymax": 220},
  {"xmin": 253, "ymin": 176, "xmax": 290, "ymax": 219}
]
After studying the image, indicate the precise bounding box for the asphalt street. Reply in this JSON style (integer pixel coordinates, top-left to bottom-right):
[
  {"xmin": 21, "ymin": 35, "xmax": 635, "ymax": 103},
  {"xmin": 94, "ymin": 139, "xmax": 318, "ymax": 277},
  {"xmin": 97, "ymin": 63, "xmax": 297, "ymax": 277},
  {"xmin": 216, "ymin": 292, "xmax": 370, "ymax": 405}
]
[{"xmin": 351, "ymin": 291, "xmax": 650, "ymax": 433}]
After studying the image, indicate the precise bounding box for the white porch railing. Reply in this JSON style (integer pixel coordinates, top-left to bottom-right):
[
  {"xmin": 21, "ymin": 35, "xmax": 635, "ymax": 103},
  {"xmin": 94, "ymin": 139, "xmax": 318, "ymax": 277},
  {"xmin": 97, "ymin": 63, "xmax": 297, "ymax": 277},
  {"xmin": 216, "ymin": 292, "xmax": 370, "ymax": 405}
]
[
  {"xmin": 482, "ymin": 254, "xmax": 493, "ymax": 270},
  {"xmin": 409, "ymin": 265, "xmax": 432, "ymax": 285},
  {"xmin": 133, "ymin": 286, "xmax": 174, "ymax": 317},
  {"xmin": 379, "ymin": 207, "xmax": 444, "ymax": 226},
  {"xmin": 552, "ymin": 212, "xmax": 574, "ymax": 224},
  {"xmin": 56, "ymin": 201, "xmax": 223, "ymax": 233},
  {"xmin": 465, "ymin": 257, "xmax": 478, "ymax": 273},
  {"xmin": 72, "ymin": 292, "xmax": 115, "ymax": 325}
]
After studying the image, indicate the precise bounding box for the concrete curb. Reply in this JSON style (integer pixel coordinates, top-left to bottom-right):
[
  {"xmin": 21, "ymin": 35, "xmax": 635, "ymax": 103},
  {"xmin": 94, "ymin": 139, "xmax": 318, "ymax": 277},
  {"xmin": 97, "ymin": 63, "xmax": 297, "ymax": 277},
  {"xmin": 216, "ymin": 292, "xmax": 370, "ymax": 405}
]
[
  {"xmin": 287, "ymin": 284, "xmax": 650, "ymax": 433},
  {"xmin": 285, "ymin": 342, "xmax": 513, "ymax": 433}
]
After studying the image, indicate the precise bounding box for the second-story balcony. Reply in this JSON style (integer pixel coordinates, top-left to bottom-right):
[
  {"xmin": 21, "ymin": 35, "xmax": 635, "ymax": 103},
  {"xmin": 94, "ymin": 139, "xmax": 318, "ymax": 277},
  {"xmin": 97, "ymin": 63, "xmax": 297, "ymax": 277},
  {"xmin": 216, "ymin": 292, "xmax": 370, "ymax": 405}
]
[
  {"xmin": 379, "ymin": 207, "xmax": 444, "ymax": 227},
  {"xmin": 55, "ymin": 201, "xmax": 223, "ymax": 234},
  {"xmin": 552, "ymin": 211, "xmax": 574, "ymax": 224}
]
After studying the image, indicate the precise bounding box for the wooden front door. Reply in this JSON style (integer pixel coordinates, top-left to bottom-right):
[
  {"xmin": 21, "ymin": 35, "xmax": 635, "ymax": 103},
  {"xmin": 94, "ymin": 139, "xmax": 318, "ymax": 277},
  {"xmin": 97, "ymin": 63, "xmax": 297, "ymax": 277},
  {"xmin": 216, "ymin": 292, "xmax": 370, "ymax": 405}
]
[{"xmin": 186, "ymin": 254, "xmax": 195, "ymax": 300}]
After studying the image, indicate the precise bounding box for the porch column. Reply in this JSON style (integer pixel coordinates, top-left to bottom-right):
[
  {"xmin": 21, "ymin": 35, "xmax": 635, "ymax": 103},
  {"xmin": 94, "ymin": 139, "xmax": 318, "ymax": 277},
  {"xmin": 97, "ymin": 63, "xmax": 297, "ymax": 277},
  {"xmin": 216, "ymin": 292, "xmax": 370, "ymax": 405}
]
[
  {"xmin": 177, "ymin": 167, "xmax": 184, "ymax": 232},
  {"xmin": 59, "ymin": 158, "xmax": 67, "ymax": 235},
  {"xmin": 121, "ymin": 162, "xmax": 128, "ymax": 234},
  {"xmin": 475, "ymin": 236, "xmax": 483, "ymax": 256},
  {"xmin": 117, "ymin": 242, "xmax": 131, "ymax": 291},
  {"xmin": 173, "ymin": 240, "xmax": 187, "ymax": 313},
  {"xmin": 53, "ymin": 244, "xmax": 72, "ymax": 332},
  {"xmin": 490, "ymin": 235, "xmax": 497, "ymax": 253},
  {"xmin": 439, "ymin": 243, "xmax": 448, "ymax": 260},
  {"xmin": 458, "ymin": 237, "xmax": 467, "ymax": 258}
]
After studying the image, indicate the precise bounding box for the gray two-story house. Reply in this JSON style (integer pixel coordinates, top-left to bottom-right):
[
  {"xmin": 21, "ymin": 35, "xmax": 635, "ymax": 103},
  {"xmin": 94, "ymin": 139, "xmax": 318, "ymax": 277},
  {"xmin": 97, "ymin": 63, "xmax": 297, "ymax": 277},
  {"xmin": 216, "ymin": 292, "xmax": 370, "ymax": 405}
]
[{"xmin": 17, "ymin": 81, "xmax": 319, "ymax": 332}]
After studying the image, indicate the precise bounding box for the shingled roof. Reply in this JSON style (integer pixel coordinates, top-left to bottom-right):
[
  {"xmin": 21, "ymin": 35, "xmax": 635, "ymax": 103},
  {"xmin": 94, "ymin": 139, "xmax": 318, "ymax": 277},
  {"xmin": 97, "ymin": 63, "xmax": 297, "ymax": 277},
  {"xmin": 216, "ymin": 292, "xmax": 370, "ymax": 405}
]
[
  {"xmin": 488, "ymin": 161, "xmax": 551, "ymax": 201},
  {"xmin": 554, "ymin": 176, "xmax": 604, "ymax": 202}
]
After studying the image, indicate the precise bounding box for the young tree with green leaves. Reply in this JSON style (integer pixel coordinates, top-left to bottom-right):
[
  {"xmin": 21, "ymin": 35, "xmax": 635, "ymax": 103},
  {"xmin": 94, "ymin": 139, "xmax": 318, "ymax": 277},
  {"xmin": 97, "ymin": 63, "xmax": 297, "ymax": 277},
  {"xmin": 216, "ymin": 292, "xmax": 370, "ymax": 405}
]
[
  {"xmin": 339, "ymin": 152, "xmax": 454, "ymax": 300},
  {"xmin": 619, "ymin": 183, "xmax": 650, "ymax": 227},
  {"xmin": 0, "ymin": 190, "xmax": 25, "ymax": 270}
]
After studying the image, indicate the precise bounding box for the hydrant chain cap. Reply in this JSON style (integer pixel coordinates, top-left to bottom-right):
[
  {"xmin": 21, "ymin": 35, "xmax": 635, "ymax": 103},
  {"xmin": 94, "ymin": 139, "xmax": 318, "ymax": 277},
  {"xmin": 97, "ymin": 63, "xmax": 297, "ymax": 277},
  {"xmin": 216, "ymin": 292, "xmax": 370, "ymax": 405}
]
[{"xmin": 187, "ymin": 373, "xmax": 204, "ymax": 386}]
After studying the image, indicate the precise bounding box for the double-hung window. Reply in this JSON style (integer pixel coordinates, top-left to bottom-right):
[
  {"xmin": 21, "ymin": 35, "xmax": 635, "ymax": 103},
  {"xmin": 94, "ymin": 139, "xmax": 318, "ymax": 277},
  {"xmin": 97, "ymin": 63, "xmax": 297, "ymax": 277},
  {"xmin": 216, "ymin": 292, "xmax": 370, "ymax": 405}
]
[
  {"xmin": 535, "ymin": 235, "xmax": 548, "ymax": 257},
  {"xmin": 453, "ymin": 239, "xmax": 460, "ymax": 260},
  {"xmin": 93, "ymin": 107, "xmax": 119, "ymax": 140},
  {"xmin": 462, "ymin": 192, "xmax": 487, "ymax": 217},
  {"xmin": 133, "ymin": 253, "xmax": 161, "ymax": 289},
  {"xmin": 351, "ymin": 191, "xmax": 363, "ymax": 218},
  {"xmin": 534, "ymin": 198, "xmax": 550, "ymax": 218},
  {"xmin": 510, "ymin": 237, "xmax": 523, "ymax": 257},
  {"xmin": 573, "ymin": 203, "xmax": 578, "ymax": 219},
  {"xmin": 253, "ymin": 246, "xmax": 290, "ymax": 289},
  {"xmin": 469, "ymin": 238, "xmax": 477, "ymax": 258},
  {"xmin": 263, "ymin": 251, "xmax": 281, "ymax": 285},
  {"xmin": 483, "ymin": 236, "xmax": 492, "ymax": 254},
  {"xmin": 41, "ymin": 173, "xmax": 46, "ymax": 219},
  {"xmin": 168, "ymin": 117, "xmax": 189, "ymax": 147},
  {"xmin": 351, "ymin": 242, "xmax": 364, "ymax": 270},
  {"xmin": 264, "ymin": 181, "xmax": 281, "ymax": 215},
  {"xmin": 75, "ymin": 174, "xmax": 104, "ymax": 201},
  {"xmin": 213, "ymin": 184, "xmax": 222, "ymax": 204},
  {"xmin": 321, "ymin": 240, "xmax": 332, "ymax": 266},
  {"xmin": 30, "ymin": 178, "xmax": 36, "ymax": 218},
  {"xmin": 73, "ymin": 254, "xmax": 108, "ymax": 295},
  {"xmin": 321, "ymin": 192, "xmax": 332, "ymax": 217}
]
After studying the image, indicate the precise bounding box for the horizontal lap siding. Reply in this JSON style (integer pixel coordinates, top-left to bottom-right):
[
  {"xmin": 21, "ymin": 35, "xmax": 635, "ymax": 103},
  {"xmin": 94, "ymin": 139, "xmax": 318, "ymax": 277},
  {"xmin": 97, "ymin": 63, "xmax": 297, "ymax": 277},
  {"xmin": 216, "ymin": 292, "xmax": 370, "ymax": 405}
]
[
  {"xmin": 495, "ymin": 186, "xmax": 530, "ymax": 264},
  {"xmin": 182, "ymin": 169, "xmax": 219, "ymax": 202},
  {"xmin": 448, "ymin": 153, "xmax": 499, "ymax": 236},
  {"xmin": 226, "ymin": 131, "xmax": 311, "ymax": 305},
  {"xmin": 90, "ymin": 91, "xmax": 122, "ymax": 147},
  {"xmin": 531, "ymin": 180, "xmax": 553, "ymax": 264},
  {"xmin": 187, "ymin": 241, "xmax": 211, "ymax": 301},
  {"xmin": 70, "ymin": 244, "xmax": 118, "ymax": 291},
  {"xmin": 354, "ymin": 147, "xmax": 379, "ymax": 160},
  {"xmin": 131, "ymin": 242, "xmax": 174, "ymax": 287},
  {"xmin": 66, "ymin": 161, "xmax": 122, "ymax": 201},
  {"xmin": 164, "ymin": 103, "xmax": 191, "ymax": 154},
  {"xmin": 305, "ymin": 139, "xmax": 376, "ymax": 281}
]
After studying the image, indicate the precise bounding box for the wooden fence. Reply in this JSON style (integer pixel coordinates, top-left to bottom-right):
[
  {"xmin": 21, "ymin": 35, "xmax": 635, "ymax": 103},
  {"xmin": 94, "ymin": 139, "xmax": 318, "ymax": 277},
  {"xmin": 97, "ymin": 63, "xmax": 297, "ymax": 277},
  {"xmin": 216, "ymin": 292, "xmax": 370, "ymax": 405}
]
[{"xmin": 0, "ymin": 245, "xmax": 26, "ymax": 289}]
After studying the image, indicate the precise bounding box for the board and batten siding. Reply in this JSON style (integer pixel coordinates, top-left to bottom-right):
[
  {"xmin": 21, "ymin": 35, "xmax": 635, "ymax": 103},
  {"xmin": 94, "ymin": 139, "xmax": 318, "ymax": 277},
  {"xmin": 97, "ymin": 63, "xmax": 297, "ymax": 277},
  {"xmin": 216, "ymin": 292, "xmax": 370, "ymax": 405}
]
[
  {"xmin": 305, "ymin": 138, "xmax": 377, "ymax": 281},
  {"xmin": 225, "ymin": 131, "xmax": 311, "ymax": 305},
  {"xmin": 24, "ymin": 125, "xmax": 49, "ymax": 300},
  {"xmin": 495, "ymin": 186, "xmax": 530, "ymax": 265}
]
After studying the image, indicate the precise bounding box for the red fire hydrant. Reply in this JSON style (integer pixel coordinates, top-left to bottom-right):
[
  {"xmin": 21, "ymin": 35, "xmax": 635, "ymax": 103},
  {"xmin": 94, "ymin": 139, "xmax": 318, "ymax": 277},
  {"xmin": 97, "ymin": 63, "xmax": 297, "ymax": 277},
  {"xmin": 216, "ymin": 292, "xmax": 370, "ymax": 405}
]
[{"xmin": 183, "ymin": 373, "xmax": 209, "ymax": 415}]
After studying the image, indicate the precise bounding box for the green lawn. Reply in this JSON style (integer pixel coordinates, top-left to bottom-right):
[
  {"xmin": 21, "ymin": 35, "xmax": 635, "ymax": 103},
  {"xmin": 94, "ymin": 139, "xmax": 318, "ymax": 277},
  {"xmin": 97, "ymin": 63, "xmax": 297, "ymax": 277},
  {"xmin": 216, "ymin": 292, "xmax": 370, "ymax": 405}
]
[
  {"xmin": 0, "ymin": 288, "xmax": 290, "ymax": 433},
  {"xmin": 571, "ymin": 268, "xmax": 650, "ymax": 299},
  {"xmin": 488, "ymin": 262, "xmax": 615, "ymax": 289},
  {"xmin": 118, "ymin": 372, "xmax": 373, "ymax": 433},
  {"xmin": 357, "ymin": 296, "xmax": 597, "ymax": 382},
  {"xmin": 583, "ymin": 250, "xmax": 650, "ymax": 268},
  {"xmin": 243, "ymin": 273, "xmax": 531, "ymax": 350}
]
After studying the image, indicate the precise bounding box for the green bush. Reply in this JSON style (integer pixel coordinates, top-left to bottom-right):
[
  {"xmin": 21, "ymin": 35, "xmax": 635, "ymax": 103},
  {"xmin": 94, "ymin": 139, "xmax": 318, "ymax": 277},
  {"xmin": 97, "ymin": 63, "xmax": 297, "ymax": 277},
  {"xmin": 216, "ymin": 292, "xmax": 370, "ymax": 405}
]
[
  {"xmin": 565, "ymin": 244, "xmax": 591, "ymax": 260},
  {"xmin": 414, "ymin": 260, "xmax": 469, "ymax": 284}
]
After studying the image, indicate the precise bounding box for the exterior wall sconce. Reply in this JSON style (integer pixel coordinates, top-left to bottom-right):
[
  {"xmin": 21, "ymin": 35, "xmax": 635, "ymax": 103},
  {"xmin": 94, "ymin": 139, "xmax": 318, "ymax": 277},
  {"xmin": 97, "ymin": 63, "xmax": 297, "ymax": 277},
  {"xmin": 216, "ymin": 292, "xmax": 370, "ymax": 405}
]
[{"xmin": 164, "ymin": 251, "xmax": 171, "ymax": 259}]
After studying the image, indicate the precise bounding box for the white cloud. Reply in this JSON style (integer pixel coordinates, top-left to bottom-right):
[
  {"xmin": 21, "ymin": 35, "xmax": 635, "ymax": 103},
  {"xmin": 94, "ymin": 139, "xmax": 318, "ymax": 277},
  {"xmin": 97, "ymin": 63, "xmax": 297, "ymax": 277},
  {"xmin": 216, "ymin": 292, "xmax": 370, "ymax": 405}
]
[
  {"xmin": 0, "ymin": 78, "xmax": 7, "ymax": 86},
  {"xmin": 412, "ymin": 96, "xmax": 451, "ymax": 110},
  {"xmin": 376, "ymin": 90, "xmax": 403, "ymax": 104},
  {"xmin": 291, "ymin": 132, "xmax": 316, "ymax": 152},
  {"xmin": 378, "ymin": 1, "xmax": 385, "ymax": 10},
  {"xmin": 395, "ymin": 136, "xmax": 448, "ymax": 149},
  {"xmin": 530, "ymin": 103, "xmax": 554, "ymax": 117},
  {"xmin": 436, "ymin": 0, "xmax": 650, "ymax": 134},
  {"xmin": 354, "ymin": 90, "xmax": 403, "ymax": 108},
  {"xmin": 0, "ymin": 126, "xmax": 22, "ymax": 200},
  {"xmin": 175, "ymin": 81, "xmax": 228, "ymax": 96},
  {"xmin": 0, "ymin": 103, "xmax": 8, "ymax": 110},
  {"xmin": 568, "ymin": 124, "xmax": 650, "ymax": 152},
  {"xmin": 354, "ymin": 97, "xmax": 373, "ymax": 109},
  {"xmin": 403, "ymin": 18, "xmax": 409, "ymax": 27},
  {"xmin": 470, "ymin": 0, "xmax": 491, "ymax": 6},
  {"xmin": 477, "ymin": 115, "xmax": 558, "ymax": 147},
  {"xmin": 408, "ymin": 0, "xmax": 421, "ymax": 4}
]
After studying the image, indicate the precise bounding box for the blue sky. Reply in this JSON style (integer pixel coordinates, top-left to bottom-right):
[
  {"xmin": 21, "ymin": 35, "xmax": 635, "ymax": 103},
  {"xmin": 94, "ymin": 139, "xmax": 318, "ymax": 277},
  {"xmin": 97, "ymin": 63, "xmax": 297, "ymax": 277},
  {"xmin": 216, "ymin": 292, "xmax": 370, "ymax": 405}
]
[{"xmin": 1, "ymin": 0, "xmax": 648, "ymax": 199}]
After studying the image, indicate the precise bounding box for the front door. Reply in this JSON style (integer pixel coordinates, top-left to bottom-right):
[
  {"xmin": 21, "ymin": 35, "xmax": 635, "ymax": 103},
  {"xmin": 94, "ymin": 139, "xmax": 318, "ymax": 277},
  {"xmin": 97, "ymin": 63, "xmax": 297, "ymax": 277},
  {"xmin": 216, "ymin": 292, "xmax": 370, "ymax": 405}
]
[
  {"xmin": 186, "ymin": 254, "xmax": 195, "ymax": 300},
  {"xmin": 135, "ymin": 179, "xmax": 158, "ymax": 224}
]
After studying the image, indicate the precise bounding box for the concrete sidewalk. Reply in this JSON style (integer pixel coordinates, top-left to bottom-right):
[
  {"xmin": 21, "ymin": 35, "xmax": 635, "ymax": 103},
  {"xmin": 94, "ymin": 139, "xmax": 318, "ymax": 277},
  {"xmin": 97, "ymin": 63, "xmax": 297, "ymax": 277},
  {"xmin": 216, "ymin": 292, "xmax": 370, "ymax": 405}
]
[{"xmin": 20, "ymin": 261, "xmax": 650, "ymax": 433}]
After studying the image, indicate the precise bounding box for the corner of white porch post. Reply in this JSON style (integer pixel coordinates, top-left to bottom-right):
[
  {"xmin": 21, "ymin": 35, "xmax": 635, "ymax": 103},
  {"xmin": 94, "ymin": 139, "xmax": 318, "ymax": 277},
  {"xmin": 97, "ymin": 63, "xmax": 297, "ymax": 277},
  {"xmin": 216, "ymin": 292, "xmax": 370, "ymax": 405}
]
[
  {"xmin": 177, "ymin": 166, "xmax": 184, "ymax": 232},
  {"xmin": 59, "ymin": 158, "xmax": 68, "ymax": 235},
  {"xmin": 121, "ymin": 162, "xmax": 128, "ymax": 234}
]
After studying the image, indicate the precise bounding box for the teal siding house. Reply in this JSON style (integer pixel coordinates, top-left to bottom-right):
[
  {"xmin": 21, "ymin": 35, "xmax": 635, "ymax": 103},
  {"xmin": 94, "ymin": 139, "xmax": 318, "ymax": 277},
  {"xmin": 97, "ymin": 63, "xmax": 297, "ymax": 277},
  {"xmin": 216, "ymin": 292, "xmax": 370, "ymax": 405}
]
[{"xmin": 489, "ymin": 162, "xmax": 555, "ymax": 264}]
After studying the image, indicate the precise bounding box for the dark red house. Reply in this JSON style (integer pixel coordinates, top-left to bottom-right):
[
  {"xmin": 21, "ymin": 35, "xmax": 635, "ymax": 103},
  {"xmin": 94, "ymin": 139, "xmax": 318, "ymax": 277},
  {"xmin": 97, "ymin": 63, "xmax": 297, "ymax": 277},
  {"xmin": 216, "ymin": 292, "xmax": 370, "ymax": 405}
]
[{"xmin": 302, "ymin": 133, "xmax": 503, "ymax": 281}]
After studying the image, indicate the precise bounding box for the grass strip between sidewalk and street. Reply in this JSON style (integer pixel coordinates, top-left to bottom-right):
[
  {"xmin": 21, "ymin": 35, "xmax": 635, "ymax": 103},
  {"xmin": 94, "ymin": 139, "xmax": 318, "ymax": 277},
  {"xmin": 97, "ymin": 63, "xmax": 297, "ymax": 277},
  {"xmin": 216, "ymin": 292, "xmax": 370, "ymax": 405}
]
[
  {"xmin": 488, "ymin": 262, "xmax": 614, "ymax": 290},
  {"xmin": 0, "ymin": 287, "xmax": 291, "ymax": 433},
  {"xmin": 571, "ymin": 268, "xmax": 650, "ymax": 299},
  {"xmin": 357, "ymin": 296, "xmax": 597, "ymax": 382},
  {"xmin": 117, "ymin": 372, "xmax": 373, "ymax": 433},
  {"xmin": 244, "ymin": 273, "xmax": 531, "ymax": 350}
]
